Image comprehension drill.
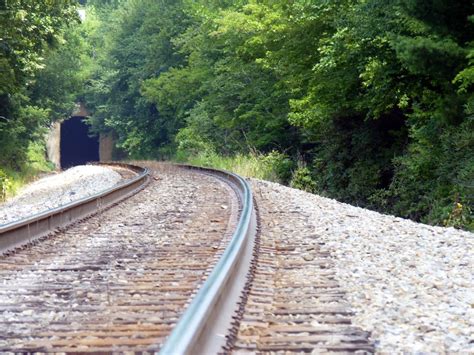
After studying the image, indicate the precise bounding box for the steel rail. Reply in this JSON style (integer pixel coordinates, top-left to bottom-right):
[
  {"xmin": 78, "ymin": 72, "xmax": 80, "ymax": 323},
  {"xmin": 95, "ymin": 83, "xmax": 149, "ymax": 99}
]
[
  {"xmin": 159, "ymin": 165, "xmax": 257, "ymax": 355},
  {"xmin": 0, "ymin": 162, "xmax": 149, "ymax": 254}
]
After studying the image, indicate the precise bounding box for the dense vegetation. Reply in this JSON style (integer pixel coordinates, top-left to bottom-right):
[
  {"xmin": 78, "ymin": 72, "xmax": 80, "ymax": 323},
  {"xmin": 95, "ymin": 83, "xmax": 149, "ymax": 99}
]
[
  {"xmin": 0, "ymin": 0, "xmax": 84, "ymax": 194},
  {"xmin": 1, "ymin": 0, "xmax": 473, "ymax": 230}
]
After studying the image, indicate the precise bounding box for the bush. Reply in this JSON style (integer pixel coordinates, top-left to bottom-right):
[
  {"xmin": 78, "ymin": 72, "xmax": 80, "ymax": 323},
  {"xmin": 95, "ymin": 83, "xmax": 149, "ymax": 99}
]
[
  {"xmin": 290, "ymin": 165, "xmax": 318, "ymax": 193},
  {"xmin": 175, "ymin": 127, "xmax": 215, "ymax": 161},
  {"xmin": 261, "ymin": 151, "xmax": 294, "ymax": 184},
  {"xmin": 0, "ymin": 140, "xmax": 55, "ymax": 201},
  {"xmin": 0, "ymin": 169, "xmax": 11, "ymax": 201},
  {"xmin": 444, "ymin": 202, "xmax": 473, "ymax": 230}
]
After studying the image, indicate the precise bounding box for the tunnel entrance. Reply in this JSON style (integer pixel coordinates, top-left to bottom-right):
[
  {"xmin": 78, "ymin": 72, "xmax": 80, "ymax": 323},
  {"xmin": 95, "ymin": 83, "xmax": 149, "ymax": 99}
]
[{"xmin": 60, "ymin": 116, "xmax": 99, "ymax": 169}]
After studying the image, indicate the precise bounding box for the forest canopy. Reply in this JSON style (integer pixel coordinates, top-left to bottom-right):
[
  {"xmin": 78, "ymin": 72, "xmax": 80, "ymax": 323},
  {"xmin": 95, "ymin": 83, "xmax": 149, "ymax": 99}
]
[{"xmin": 1, "ymin": 0, "xmax": 473, "ymax": 230}]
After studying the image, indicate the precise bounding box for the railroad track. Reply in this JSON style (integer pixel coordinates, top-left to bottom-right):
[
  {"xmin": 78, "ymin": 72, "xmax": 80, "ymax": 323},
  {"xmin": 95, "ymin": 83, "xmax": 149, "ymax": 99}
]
[
  {"xmin": 0, "ymin": 162, "xmax": 256, "ymax": 353},
  {"xmin": 0, "ymin": 162, "xmax": 373, "ymax": 353},
  {"xmin": 226, "ymin": 181, "xmax": 375, "ymax": 354},
  {"xmin": 0, "ymin": 162, "xmax": 150, "ymax": 254}
]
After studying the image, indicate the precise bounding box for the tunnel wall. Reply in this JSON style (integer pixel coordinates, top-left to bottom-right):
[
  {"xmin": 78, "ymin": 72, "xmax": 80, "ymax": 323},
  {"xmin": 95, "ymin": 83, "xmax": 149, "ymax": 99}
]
[
  {"xmin": 45, "ymin": 122, "xmax": 61, "ymax": 170},
  {"xmin": 46, "ymin": 125, "xmax": 115, "ymax": 169}
]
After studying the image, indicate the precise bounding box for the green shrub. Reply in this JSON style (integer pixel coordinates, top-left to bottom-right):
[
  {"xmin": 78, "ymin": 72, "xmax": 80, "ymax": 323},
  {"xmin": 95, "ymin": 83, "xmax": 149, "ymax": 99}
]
[
  {"xmin": 26, "ymin": 141, "xmax": 55, "ymax": 172},
  {"xmin": 290, "ymin": 166, "xmax": 318, "ymax": 193},
  {"xmin": 0, "ymin": 140, "xmax": 55, "ymax": 201},
  {"xmin": 261, "ymin": 151, "xmax": 294, "ymax": 184},
  {"xmin": 0, "ymin": 169, "xmax": 11, "ymax": 201},
  {"xmin": 444, "ymin": 202, "xmax": 473, "ymax": 230},
  {"xmin": 175, "ymin": 127, "xmax": 215, "ymax": 161}
]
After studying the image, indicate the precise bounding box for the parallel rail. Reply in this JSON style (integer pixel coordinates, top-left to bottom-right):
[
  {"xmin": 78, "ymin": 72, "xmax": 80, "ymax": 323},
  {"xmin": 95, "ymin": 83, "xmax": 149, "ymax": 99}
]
[{"xmin": 0, "ymin": 162, "xmax": 149, "ymax": 254}]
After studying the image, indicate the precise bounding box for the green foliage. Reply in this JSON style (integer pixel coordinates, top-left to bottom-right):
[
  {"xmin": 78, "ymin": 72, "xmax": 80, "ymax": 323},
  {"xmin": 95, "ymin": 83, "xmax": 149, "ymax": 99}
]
[
  {"xmin": 0, "ymin": 140, "xmax": 54, "ymax": 201},
  {"xmin": 26, "ymin": 140, "xmax": 55, "ymax": 172},
  {"xmin": 180, "ymin": 150, "xmax": 291, "ymax": 184},
  {"xmin": 0, "ymin": 0, "xmax": 80, "ymax": 175},
  {"xmin": 2, "ymin": 0, "xmax": 472, "ymax": 231},
  {"xmin": 261, "ymin": 151, "xmax": 294, "ymax": 185},
  {"xmin": 29, "ymin": 25, "xmax": 86, "ymax": 119},
  {"xmin": 444, "ymin": 202, "xmax": 473, "ymax": 230},
  {"xmin": 81, "ymin": 0, "xmax": 192, "ymax": 158},
  {"xmin": 0, "ymin": 100, "xmax": 50, "ymax": 169},
  {"xmin": 67, "ymin": 0, "xmax": 474, "ymax": 230},
  {"xmin": 0, "ymin": 169, "xmax": 11, "ymax": 201},
  {"xmin": 290, "ymin": 166, "xmax": 318, "ymax": 194},
  {"xmin": 0, "ymin": 0, "xmax": 79, "ymax": 95},
  {"xmin": 175, "ymin": 126, "xmax": 216, "ymax": 158},
  {"xmin": 386, "ymin": 116, "xmax": 474, "ymax": 228}
]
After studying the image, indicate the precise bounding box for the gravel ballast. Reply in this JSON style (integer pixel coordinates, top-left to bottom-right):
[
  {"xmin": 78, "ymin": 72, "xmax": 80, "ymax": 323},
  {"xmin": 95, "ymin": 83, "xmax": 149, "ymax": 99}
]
[
  {"xmin": 0, "ymin": 165, "xmax": 122, "ymax": 225},
  {"xmin": 251, "ymin": 179, "xmax": 474, "ymax": 353},
  {"xmin": 1, "ymin": 164, "xmax": 472, "ymax": 352}
]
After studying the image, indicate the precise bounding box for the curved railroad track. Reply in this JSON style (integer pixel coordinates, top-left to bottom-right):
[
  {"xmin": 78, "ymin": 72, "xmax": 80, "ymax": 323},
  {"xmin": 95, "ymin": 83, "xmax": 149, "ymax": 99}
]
[
  {"xmin": 0, "ymin": 162, "xmax": 374, "ymax": 353},
  {"xmin": 0, "ymin": 162, "xmax": 256, "ymax": 353}
]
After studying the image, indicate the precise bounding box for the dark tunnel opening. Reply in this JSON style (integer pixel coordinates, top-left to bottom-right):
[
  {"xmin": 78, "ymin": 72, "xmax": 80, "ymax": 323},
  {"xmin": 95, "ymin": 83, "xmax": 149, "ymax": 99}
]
[{"xmin": 60, "ymin": 116, "xmax": 99, "ymax": 169}]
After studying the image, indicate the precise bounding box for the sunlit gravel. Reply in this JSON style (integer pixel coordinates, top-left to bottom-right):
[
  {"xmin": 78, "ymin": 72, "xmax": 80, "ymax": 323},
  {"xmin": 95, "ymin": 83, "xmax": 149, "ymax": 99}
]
[{"xmin": 252, "ymin": 179, "xmax": 474, "ymax": 353}]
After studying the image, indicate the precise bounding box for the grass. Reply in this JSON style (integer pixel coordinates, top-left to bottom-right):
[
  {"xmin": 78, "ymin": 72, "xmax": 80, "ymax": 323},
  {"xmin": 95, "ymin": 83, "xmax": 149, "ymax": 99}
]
[
  {"xmin": 185, "ymin": 153, "xmax": 274, "ymax": 180},
  {"xmin": 175, "ymin": 150, "xmax": 293, "ymax": 184},
  {"xmin": 0, "ymin": 141, "xmax": 55, "ymax": 201}
]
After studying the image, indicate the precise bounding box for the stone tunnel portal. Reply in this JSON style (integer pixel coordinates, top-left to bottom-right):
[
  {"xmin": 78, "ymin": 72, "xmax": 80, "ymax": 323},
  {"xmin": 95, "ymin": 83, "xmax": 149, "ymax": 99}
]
[{"xmin": 60, "ymin": 116, "xmax": 99, "ymax": 169}]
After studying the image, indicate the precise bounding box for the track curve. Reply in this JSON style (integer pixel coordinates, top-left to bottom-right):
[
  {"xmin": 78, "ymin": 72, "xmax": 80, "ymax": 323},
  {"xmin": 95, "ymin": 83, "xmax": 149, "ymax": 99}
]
[{"xmin": 0, "ymin": 162, "xmax": 257, "ymax": 353}]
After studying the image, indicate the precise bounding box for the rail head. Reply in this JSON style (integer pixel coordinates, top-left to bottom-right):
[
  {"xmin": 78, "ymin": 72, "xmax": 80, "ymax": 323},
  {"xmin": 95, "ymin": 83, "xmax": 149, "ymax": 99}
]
[
  {"xmin": 0, "ymin": 163, "xmax": 149, "ymax": 253},
  {"xmin": 159, "ymin": 165, "xmax": 256, "ymax": 355}
]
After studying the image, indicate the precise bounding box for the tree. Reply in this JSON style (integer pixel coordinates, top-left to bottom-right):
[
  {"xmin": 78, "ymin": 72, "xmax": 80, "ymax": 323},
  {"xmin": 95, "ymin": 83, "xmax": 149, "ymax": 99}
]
[
  {"xmin": 0, "ymin": 0, "xmax": 78, "ymax": 169},
  {"xmin": 82, "ymin": 0, "xmax": 473, "ymax": 229}
]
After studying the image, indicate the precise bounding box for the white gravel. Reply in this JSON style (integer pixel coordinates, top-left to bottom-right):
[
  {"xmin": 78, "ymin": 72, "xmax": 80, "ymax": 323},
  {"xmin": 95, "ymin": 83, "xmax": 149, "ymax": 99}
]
[
  {"xmin": 252, "ymin": 179, "xmax": 474, "ymax": 353},
  {"xmin": 0, "ymin": 165, "xmax": 122, "ymax": 225}
]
